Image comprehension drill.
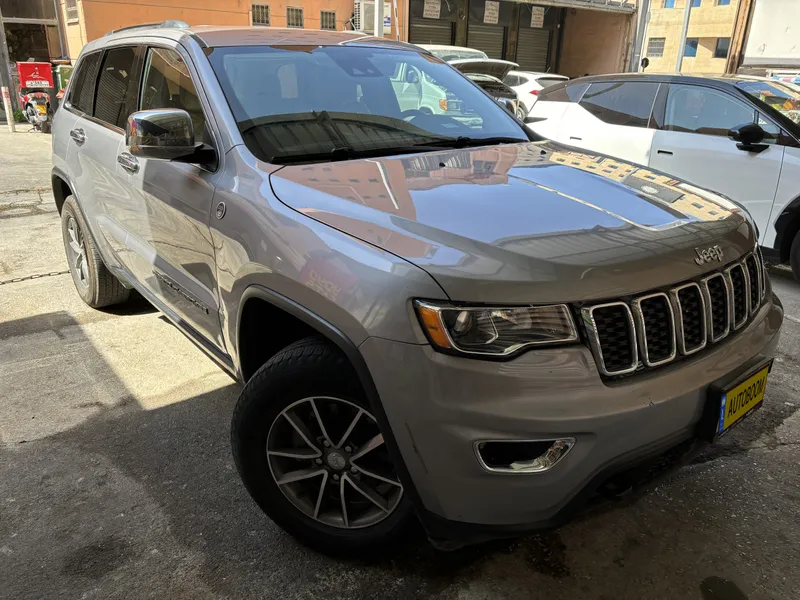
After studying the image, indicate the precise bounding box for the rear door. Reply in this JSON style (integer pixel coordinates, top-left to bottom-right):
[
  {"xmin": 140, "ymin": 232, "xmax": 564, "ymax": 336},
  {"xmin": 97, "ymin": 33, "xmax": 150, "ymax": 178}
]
[
  {"xmin": 65, "ymin": 46, "xmax": 143, "ymax": 270},
  {"xmin": 526, "ymin": 80, "xmax": 587, "ymax": 141},
  {"xmin": 648, "ymin": 83, "xmax": 784, "ymax": 241},
  {"xmin": 559, "ymin": 80, "xmax": 660, "ymax": 166}
]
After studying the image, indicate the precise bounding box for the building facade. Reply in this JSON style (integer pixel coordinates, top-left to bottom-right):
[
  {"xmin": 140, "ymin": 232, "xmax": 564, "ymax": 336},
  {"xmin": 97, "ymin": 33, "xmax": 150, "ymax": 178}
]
[{"xmin": 642, "ymin": 0, "xmax": 739, "ymax": 74}]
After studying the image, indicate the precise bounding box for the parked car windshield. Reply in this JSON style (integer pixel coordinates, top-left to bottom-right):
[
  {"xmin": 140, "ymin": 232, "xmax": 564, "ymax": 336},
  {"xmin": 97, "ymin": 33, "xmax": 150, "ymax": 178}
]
[
  {"xmin": 736, "ymin": 80, "xmax": 800, "ymax": 125},
  {"xmin": 207, "ymin": 45, "xmax": 527, "ymax": 163}
]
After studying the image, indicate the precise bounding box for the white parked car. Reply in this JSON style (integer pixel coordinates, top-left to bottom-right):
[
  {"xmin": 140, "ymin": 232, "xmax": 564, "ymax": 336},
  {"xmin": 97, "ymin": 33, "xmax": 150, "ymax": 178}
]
[
  {"xmin": 503, "ymin": 70, "xmax": 568, "ymax": 114},
  {"xmin": 527, "ymin": 73, "xmax": 800, "ymax": 278}
]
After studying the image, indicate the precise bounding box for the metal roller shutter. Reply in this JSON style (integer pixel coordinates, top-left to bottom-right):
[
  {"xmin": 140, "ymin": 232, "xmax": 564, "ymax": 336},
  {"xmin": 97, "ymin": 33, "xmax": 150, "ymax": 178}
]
[
  {"xmin": 409, "ymin": 19, "xmax": 454, "ymax": 46},
  {"xmin": 467, "ymin": 24, "xmax": 506, "ymax": 59},
  {"xmin": 516, "ymin": 28, "xmax": 551, "ymax": 72}
]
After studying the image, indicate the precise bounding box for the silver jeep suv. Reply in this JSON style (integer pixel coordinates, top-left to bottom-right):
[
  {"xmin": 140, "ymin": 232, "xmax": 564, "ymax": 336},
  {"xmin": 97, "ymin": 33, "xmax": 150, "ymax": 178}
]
[{"xmin": 52, "ymin": 23, "xmax": 783, "ymax": 554}]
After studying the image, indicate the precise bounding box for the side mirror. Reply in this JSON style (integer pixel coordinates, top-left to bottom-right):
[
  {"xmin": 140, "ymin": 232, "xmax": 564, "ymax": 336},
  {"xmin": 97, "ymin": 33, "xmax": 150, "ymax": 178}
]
[
  {"xmin": 406, "ymin": 69, "xmax": 420, "ymax": 84},
  {"xmin": 498, "ymin": 98, "xmax": 516, "ymax": 115},
  {"xmin": 126, "ymin": 109, "xmax": 208, "ymax": 162},
  {"xmin": 727, "ymin": 122, "xmax": 768, "ymax": 153}
]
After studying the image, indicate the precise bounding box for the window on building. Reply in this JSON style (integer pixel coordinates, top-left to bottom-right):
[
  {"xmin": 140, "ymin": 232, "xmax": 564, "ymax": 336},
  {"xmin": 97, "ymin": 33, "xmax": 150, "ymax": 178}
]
[
  {"xmin": 715, "ymin": 38, "xmax": 730, "ymax": 58},
  {"xmin": 320, "ymin": 10, "xmax": 336, "ymax": 30},
  {"xmin": 691, "ymin": 0, "xmax": 701, "ymax": 6},
  {"xmin": 94, "ymin": 46, "xmax": 143, "ymax": 129},
  {"xmin": 67, "ymin": 51, "xmax": 101, "ymax": 113},
  {"xmin": 685, "ymin": 38, "xmax": 699, "ymax": 58},
  {"xmin": 287, "ymin": 6, "xmax": 304, "ymax": 28},
  {"xmin": 664, "ymin": 0, "xmax": 675, "ymax": 7},
  {"xmin": 65, "ymin": 0, "xmax": 78, "ymax": 20},
  {"xmin": 140, "ymin": 47, "xmax": 207, "ymax": 143},
  {"xmin": 579, "ymin": 81, "xmax": 660, "ymax": 128},
  {"xmin": 717, "ymin": 0, "xmax": 730, "ymax": 4},
  {"xmin": 663, "ymin": 84, "xmax": 755, "ymax": 136},
  {"xmin": 252, "ymin": 4, "xmax": 270, "ymax": 25},
  {"xmin": 646, "ymin": 38, "xmax": 665, "ymax": 58}
]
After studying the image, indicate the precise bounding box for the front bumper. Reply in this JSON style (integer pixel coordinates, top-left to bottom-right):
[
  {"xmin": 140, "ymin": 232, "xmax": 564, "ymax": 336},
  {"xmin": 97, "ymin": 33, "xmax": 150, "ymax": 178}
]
[{"xmin": 360, "ymin": 298, "xmax": 782, "ymax": 539}]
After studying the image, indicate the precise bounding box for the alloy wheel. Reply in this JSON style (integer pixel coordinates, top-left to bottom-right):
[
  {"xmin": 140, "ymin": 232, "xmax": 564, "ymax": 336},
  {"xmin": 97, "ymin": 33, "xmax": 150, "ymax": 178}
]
[
  {"xmin": 66, "ymin": 216, "xmax": 89, "ymax": 289},
  {"xmin": 266, "ymin": 396, "xmax": 403, "ymax": 529}
]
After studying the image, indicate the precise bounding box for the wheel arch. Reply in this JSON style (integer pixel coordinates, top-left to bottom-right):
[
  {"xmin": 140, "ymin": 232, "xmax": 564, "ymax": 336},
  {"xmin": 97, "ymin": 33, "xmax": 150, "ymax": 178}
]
[
  {"xmin": 235, "ymin": 284, "xmax": 425, "ymax": 512},
  {"xmin": 773, "ymin": 194, "xmax": 800, "ymax": 262},
  {"xmin": 51, "ymin": 168, "xmax": 75, "ymax": 214}
]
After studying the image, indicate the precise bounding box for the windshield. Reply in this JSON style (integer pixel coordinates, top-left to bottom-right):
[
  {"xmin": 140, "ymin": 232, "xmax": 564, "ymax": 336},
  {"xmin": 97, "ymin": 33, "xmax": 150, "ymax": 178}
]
[
  {"xmin": 736, "ymin": 80, "xmax": 800, "ymax": 125},
  {"xmin": 208, "ymin": 45, "xmax": 527, "ymax": 163}
]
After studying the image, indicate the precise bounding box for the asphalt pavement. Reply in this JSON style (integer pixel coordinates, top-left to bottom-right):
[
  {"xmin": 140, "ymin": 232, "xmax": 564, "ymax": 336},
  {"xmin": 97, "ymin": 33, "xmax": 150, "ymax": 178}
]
[{"xmin": 1, "ymin": 126, "xmax": 798, "ymax": 600}]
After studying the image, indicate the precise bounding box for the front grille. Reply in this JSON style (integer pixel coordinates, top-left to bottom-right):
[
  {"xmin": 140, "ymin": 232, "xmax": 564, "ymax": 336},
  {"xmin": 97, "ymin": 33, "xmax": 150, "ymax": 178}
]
[{"xmin": 582, "ymin": 252, "xmax": 765, "ymax": 377}]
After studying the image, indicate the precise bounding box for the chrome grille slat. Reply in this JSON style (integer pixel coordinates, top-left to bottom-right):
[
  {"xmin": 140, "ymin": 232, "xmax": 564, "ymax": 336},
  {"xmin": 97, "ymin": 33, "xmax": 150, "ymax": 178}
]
[
  {"xmin": 584, "ymin": 250, "xmax": 767, "ymax": 378},
  {"xmin": 701, "ymin": 273, "xmax": 731, "ymax": 343},
  {"xmin": 727, "ymin": 263, "xmax": 750, "ymax": 329},
  {"xmin": 632, "ymin": 293, "xmax": 676, "ymax": 367},
  {"xmin": 582, "ymin": 302, "xmax": 637, "ymax": 377},
  {"xmin": 671, "ymin": 282, "xmax": 707, "ymax": 355}
]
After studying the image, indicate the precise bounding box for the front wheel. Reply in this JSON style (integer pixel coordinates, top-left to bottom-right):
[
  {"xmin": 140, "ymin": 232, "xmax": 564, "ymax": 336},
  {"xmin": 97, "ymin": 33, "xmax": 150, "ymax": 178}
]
[{"xmin": 231, "ymin": 337, "xmax": 415, "ymax": 555}]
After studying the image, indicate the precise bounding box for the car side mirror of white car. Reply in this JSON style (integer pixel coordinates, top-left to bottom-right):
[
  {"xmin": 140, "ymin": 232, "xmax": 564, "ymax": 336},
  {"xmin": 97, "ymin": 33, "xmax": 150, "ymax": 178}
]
[{"xmin": 728, "ymin": 123, "xmax": 769, "ymax": 154}]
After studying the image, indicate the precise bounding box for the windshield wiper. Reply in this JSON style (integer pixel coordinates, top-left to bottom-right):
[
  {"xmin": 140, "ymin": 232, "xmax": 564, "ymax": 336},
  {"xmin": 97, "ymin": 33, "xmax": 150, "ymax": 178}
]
[
  {"xmin": 412, "ymin": 136, "xmax": 527, "ymax": 149},
  {"xmin": 271, "ymin": 144, "xmax": 432, "ymax": 165}
]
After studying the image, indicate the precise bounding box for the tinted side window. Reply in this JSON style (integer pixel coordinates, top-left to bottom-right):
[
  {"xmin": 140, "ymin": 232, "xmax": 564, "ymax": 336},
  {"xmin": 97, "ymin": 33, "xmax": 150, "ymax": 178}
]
[
  {"xmin": 94, "ymin": 46, "xmax": 143, "ymax": 129},
  {"xmin": 579, "ymin": 81, "xmax": 659, "ymax": 127},
  {"xmin": 140, "ymin": 47, "xmax": 206, "ymax": 144},
  {"xmin": 68, "ymin": 52, "xmax": 102, "ymax": 114},
  {"xmin": 538, "ymin": 81, "xmax": 587, "ymax": 103},
  {"xmin": 664, "ymin": 84, "xmax": 755, "ymax": 136}
]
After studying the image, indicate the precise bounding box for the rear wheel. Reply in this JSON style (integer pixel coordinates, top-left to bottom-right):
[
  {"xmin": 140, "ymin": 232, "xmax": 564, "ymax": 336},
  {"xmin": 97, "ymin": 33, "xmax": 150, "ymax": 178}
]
[
  {"xmin": 791, "ymin": 232, "xmax": 800, "ymax": 281},
  {"xmin": 231, "ymin": 337, "xmax": 414, "ymax": 555},
  {"xmin": 61, "ymin": 196, "xmax": 130, "ymax": 308}
]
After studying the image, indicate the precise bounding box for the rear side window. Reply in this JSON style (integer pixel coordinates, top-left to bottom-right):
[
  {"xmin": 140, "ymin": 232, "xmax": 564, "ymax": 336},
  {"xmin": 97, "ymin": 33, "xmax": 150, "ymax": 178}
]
[
  {"xmin": 94, "ymin": 46, "xmax": 144, "ymax": 129},
  {"xmin": 68, "ymin": 52, "xmax": 102, "ymax": 114},
  {"xmin": 579, "ymin": 81, "xmax": 659, "ymax": 128},
  {"xmin": 538, "ymin": 81, "xmax": 588, "ymax": 103},
  {"xmin": 140, "ymin": 47, "xmax": 206, "ymax": 144}
]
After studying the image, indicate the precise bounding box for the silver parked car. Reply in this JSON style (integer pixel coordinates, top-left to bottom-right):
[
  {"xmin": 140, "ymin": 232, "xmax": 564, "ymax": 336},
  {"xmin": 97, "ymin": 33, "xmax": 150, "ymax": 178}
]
[{"xmin": 52, "ymin": 23, "xmax": 783, "ymax": 555}]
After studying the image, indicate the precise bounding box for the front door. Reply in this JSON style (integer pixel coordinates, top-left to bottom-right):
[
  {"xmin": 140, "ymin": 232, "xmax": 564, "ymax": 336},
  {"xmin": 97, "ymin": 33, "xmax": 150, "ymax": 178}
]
[
  {"xmin": 649, "ymin": 83, "xmax": 784, "ymax": 243},
  {"xmin": 115, "ymin": 45, "xmax": 224, "ymax": 349}
]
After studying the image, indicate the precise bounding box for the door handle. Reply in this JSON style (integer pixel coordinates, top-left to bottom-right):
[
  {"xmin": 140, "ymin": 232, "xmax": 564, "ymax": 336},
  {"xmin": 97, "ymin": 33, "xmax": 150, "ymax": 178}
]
[
  {"xmin": 656, "ymin": 149, "xmax": 673, "ymax": 155},
  {"xmin": 117, "ymin": 152, "xmax": 139, "ymax": 174},
  {"xmin": 570, "ymin": 136, "xmax": 583, "ymax": 141},
  {"xmin": 69, "ymin": 128, "xmax": 86, "ymax": 146}
]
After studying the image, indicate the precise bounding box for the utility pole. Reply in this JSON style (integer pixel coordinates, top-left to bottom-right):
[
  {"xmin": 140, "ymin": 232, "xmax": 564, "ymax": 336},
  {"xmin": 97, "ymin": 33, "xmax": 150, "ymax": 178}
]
[
  {"xmin": 632, "ymin": 0, "xmax": 652, "ymax": 71},
  {"xmin": 373, "ymin": 0, "xmax": 385, "ymax": 38},
  {"xmin": 675, "ymin": 0, "xmax": 693, "ymax": 73},
  {"xmin": 0, "ymin": 5, "xmax": 17, "ymax": 113}
]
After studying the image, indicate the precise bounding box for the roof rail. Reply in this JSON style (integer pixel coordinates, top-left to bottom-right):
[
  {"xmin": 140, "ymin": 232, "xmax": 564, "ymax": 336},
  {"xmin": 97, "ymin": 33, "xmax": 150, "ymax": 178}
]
[{"xmin": 105, "ymin": 20, "xmax": 189, "ymax": 36}]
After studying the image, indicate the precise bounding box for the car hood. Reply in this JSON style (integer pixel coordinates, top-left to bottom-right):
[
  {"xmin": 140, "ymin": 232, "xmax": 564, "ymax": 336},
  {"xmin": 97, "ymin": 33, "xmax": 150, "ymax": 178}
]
[
  {"xmin": 270, "ymin": 141, "xmax": 754, "ymax": 303},
  {"xmin": 449, "ymin": 58, "xmax": 518, "ymax": 80}
]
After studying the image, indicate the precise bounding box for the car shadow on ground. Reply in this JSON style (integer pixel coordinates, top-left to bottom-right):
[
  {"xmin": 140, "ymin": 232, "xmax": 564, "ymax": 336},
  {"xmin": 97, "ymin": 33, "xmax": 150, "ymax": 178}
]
[{"xmin": 2, "ymin": 305, "xmax": 797, "ymax": 599}]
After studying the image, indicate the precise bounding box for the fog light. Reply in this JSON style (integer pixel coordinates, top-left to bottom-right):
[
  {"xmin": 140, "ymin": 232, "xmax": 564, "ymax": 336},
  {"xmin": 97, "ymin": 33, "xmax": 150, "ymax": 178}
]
[{"xmin": 475, "ymin": 439, "xmax": 575, "ymax": 473}]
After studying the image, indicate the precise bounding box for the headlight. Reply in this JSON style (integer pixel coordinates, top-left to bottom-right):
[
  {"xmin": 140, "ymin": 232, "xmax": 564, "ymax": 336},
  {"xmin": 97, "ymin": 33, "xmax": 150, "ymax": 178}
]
[{"xmin": 414, "ymin": 300, "xmax": 578, "ymax": 357}]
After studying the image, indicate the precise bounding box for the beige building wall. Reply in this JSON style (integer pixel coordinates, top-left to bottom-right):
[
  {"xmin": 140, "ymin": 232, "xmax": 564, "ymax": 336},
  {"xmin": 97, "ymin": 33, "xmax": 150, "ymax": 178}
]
[
  {"xmin": 559, "ymin": 8, "xmax": 633, "ymax": 78},
  {"xmin": 644, "ymin": 0, "xmax": 738, "ymax": 74},
  {"xmin": 56, "ymin": 0, "xmax": 397, "ymax": 61}
]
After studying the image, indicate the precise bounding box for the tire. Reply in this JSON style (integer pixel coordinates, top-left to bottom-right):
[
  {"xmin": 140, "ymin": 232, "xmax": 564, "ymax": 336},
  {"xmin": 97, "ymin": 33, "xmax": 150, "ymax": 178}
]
[
  {"xmin": 231, "ymin": 337, "xmax": 415, "ymax": 555},
  {"xmin": 791, "ymin": 232, "xmax": 800, "ymax": 281},
  {"xmin": 61, "ymin": 195, "xmax": 130, "ymax": 308}
]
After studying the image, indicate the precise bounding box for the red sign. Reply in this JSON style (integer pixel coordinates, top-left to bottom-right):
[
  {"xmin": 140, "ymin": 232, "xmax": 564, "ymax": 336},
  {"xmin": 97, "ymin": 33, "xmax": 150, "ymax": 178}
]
[{"xmin": 16, "ymin": 62, "xmax": 54, "ymax": 89}]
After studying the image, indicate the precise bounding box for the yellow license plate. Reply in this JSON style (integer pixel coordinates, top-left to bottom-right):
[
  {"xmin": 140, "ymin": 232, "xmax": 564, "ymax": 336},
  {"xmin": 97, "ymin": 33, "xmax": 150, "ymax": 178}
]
[{"xmin": 716, "ymin": 365, "xmax": 770, "ymax": 436}]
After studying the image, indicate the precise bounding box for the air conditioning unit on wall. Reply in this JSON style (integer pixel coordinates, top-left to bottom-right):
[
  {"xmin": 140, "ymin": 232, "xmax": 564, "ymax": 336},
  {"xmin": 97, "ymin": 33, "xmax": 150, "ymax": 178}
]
[{"xmin": 354, "ymin": 0, "xmax": 392, "ymax": 34}]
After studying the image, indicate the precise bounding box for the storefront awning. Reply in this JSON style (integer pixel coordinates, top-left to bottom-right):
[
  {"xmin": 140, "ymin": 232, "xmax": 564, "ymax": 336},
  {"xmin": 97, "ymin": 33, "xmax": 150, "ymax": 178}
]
[{"xmin": 507, "ymin": 0, "xmax": 635, "ymax": 14}]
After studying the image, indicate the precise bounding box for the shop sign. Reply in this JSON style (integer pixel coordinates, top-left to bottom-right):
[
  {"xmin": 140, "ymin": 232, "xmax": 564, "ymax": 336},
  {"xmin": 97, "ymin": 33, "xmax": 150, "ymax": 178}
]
[
  {"xmin": 423, "ymin": 0, "xmax": 441, "ymax": 19},
  {"xmin": 484, "ymin": 0, "xmax": 499, "ymax": 24},
  {"xmin": 530, "ymin": 6, "xmax": 545, "ymax": 28}
]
